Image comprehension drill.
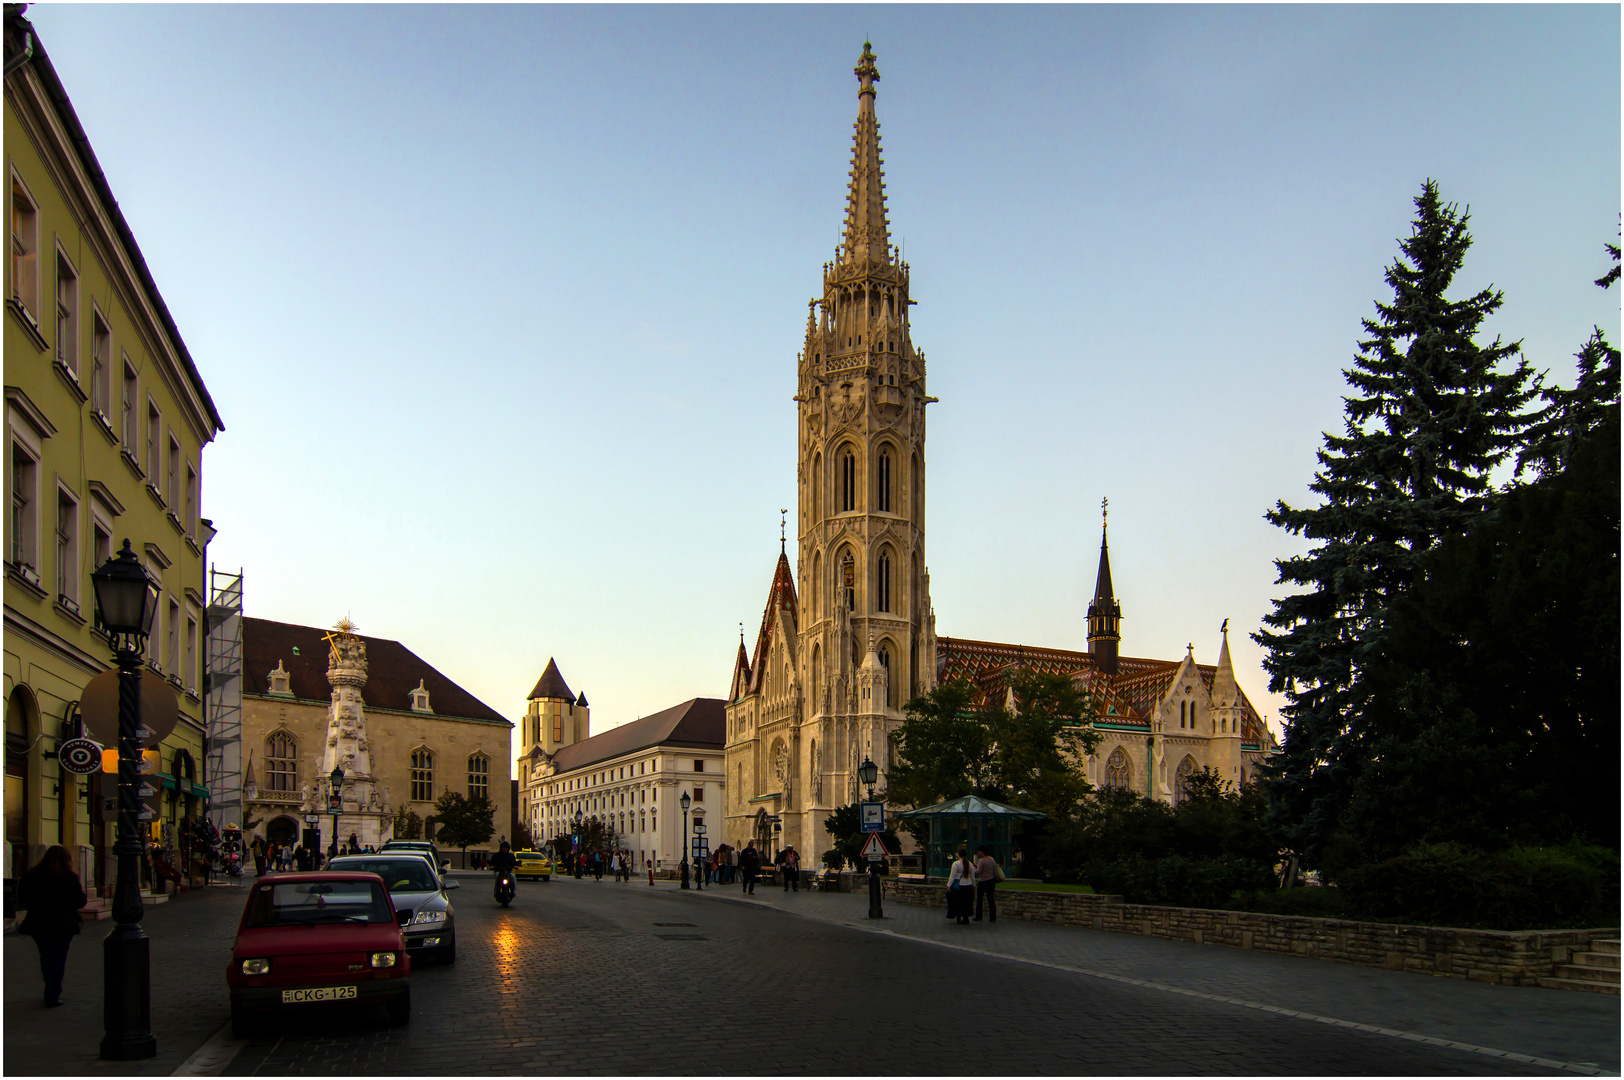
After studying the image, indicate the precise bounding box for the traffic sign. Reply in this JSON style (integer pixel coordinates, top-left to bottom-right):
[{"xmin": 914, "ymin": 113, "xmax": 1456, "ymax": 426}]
[
  {"xmin": 860, "ymin": 801, "xmax": 885, "ymax": 832},
  {"xmin": 859, "ymin": 833, "xmax": 888, "ymax": 861},
  {"xmin": 58, "ymin": 737, "xmax": 103, "ymax": 774},
  {"xmin": 78, "ymin": 669, "xmax": 179, "ymax": 748},
  {"xmin": 691, "ymin": 823, "xmax": 707, "ymax": 834}
]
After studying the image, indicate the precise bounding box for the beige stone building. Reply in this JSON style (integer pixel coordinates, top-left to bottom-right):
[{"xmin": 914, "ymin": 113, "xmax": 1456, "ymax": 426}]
[
  {"xmin": 723, "ymin": 44, "xmax": 1275, "ymax": 863},
  {"xmin": 4, "ymin": 9, "xmax": 224, "ymax": 893},
  {"xmin": 239, "ymin": 617, "xmax": 511, "ymax": 856}
]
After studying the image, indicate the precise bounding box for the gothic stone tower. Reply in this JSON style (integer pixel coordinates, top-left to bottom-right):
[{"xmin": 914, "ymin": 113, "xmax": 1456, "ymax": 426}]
[{"xmin": 794, "ymin": 42, "xmax": 937, "ymax": 849}]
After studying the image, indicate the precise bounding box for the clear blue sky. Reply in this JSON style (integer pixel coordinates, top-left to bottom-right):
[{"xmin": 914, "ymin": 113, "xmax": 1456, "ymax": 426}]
[{"xmin": 30, "ymin": 5, "xmax": 1619, "ymax": 762}]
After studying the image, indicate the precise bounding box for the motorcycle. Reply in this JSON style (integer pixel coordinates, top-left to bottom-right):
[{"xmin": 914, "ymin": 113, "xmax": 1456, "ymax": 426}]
[{"xmin": 494, "ymin": 870, "xmax": 515, "ymax": 907}]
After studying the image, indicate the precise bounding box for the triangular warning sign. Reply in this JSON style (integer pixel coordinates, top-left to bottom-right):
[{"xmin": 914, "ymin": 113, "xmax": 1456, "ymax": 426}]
[{"xmin": 860, "ymin": 833, "xmax": 888, "ymax": 860}]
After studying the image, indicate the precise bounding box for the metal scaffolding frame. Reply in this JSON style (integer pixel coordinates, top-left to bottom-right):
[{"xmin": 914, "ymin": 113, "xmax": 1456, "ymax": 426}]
[{"xmin": 204, "ymin": 566, "xmax": 244, "ymax": 830}]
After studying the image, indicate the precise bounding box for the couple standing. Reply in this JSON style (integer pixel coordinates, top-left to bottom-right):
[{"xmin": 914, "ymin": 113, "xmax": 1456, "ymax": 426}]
[{"xmin": 946, "ymin": 845, "xmax": 1000, "ymax": 925}]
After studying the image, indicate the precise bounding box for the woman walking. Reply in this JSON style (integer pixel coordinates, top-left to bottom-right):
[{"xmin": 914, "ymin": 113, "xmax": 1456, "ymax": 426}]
[
  {"xmin": 17, "ymin": 845, "xmax": 87, "ymax": 1007},
  {"xmin": 946, "ymin": 847, "xmax": 974, "ymax": 925}
]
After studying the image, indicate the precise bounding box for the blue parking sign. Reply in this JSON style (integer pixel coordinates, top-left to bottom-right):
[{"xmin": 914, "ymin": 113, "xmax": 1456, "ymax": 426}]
[{"xmin": 860, "ymin": 801, "xmax": 885, "ymax": 833}]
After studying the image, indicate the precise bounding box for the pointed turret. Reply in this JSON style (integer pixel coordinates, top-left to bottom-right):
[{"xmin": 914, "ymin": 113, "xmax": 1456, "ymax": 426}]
[
  {"xmin": 729, "ymin": 631, "xmax": 752, "ymax": 702},
  {"xmin": 840, "ymin": 41, "xmax": 892, "ymax": 270},
  {"xmin": 1211, "ymin": 621, "xmax": 1238, "ymax": 708},
  {"xmin": 527, "ymin": 658, "xmax": 574, "ymax": 703},
  {"xmin": 1087, "ymin": 512, "xmax": 1122, "ymax": 676}
]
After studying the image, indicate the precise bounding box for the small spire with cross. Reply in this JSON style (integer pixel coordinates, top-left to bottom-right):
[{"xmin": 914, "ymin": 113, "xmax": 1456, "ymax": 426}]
[
  {"xmin": 1102, "ymin": 496, "xmax": 1109, "ymax": 530},
  {"xmin": 780, "ymin": 508, "xmax": 788, "ymax": 552}
]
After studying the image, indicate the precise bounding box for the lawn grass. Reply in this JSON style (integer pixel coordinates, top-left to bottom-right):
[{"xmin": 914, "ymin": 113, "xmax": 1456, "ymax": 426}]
[{"xmin": 999, "ymin": 881, "xmax": 1096, "ymax": 894}]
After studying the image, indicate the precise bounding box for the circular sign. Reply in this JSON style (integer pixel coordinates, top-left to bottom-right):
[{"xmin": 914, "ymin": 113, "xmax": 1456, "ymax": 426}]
[
  {"xmin": 59, "ymin": 737, "xmax": 104, "ymax": 775},
  {"xmin": 79, "ymin": 669, "xmax": 180, "ymax": 748}
]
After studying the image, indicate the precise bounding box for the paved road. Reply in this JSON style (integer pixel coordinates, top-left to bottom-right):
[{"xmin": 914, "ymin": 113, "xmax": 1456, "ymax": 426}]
[{"xmin": 5, "ymin": 874, "xmax": 1614, "ymax": 1076}]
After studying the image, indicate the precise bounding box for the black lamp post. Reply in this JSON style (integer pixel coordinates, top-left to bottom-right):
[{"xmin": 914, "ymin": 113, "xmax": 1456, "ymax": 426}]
[
  {"xmin": 573, "ymin": 810, "xmax": 583, "ymax": 878},
  {"xmin": 858, "ymin": 755, "xmax": 882, "ymax": 920},
  {"xmin": 91, "ymin": 539, "xmax": 160, "ymax": 1061},
  {"xmin": 679, "ymin": 791, "xmax": 691, "ymax": 890},
  {"xmin": 328, "ymin": 766, "xmax": 344, "ymax": 861}
]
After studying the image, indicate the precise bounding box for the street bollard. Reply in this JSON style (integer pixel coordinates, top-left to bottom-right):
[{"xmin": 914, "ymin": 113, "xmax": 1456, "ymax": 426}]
[{"xmin": 867, "ymin": 859, "xmax": 883, "ymax": 919}]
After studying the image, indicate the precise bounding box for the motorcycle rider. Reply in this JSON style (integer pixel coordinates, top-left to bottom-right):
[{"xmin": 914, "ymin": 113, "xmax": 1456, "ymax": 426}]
[{"xmin": 491, "ymin": 841, "xmax": 518, "ymax": 900}]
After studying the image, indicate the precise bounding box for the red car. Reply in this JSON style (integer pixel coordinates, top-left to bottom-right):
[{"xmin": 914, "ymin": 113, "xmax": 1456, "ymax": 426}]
[{"xmin": 226, "ymin": 871, "xmax": 411, "ymax": 1037}]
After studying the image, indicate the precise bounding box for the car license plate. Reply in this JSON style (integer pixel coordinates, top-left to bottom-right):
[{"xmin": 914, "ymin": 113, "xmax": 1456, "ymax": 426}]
[{"xmin": 281, "ymin": 985, "xmax": 358, "ymax": 1004}]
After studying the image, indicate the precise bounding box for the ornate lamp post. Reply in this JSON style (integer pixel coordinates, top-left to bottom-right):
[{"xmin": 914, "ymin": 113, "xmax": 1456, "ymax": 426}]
[
  {"xmin": 858, "ymin": 755, "xmax": 882, "ymax": 920},
  {"xmin": 573, "ymin": 809, "xmax": 583, "ymax": 878},
  {"xmin": 328, "ymin": 766, "xmax": 345, "ymax": 860},
  {"xmin": 90, "ymin": 540, "xmax": 160, "ymax": 1061},
  {"xmin": 679, "ymin": 791, "xmax": 691, "ymax": 890}
]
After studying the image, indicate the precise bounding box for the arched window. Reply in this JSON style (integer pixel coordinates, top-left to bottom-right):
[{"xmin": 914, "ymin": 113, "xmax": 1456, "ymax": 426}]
[
  {"xmin": 876, "ymin": 447, "xmax": 892, "ymax": 512},
  {"xmin": 1104, "ymin": 747, "xmax": 1132, "ymax": 790},
  {"xmin": 265, "ymin": 731, "xmax": 297, "ymax": 793},
  {"xmin": 467, "ymin": 753, "xmax": 490, "ymax": 800},
  {"xmin": 877, "ymin": 641, "xmax": 897, "ymax": 709},
  {"xmin": 840, "ymin": 447, "xmax": 856, "ymax": 512},
  {"xmin": 1174, "ymin": 756, "xmax": 1199, "ymax": 806},
  {"xmin": 840, "ymin": 550, "xmax": 855, "ymax": 612},
  {"xmin": 812, "ymin": 453, "xmax": 822, "ymax": 522},
  {"xmin": 410, "ymin": 748, "xmax": 435, "ymax": 802},
  {"xmin": 876, "ymin": 550, "xmax": 892, "ymax": 613},
  {"xmin": 1179, "ymin": 700, "xmax": 1186, "ymax": 728},
  {"xmin": 811, "ymin": 550, "xmax": 822, "ymax": 621}
]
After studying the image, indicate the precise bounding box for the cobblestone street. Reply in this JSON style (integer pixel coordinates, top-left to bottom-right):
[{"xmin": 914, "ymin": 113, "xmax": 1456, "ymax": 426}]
[{"xmin": 6, "ymin": 872, "xmax": 1615, "ymax": 1075}]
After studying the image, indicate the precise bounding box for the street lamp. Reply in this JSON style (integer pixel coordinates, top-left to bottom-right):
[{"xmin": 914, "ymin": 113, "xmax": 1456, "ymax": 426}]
[
  {"xmin": 329, "ymin": 766, "xmax": 345, "ymax": 860},
  {"xmin": 858, "ymin": 756, "xmax": 878, "ymax": 800},
  {"xmin": 573, "ymin": 809, "xmax": 584, "ymax": 878},
  {"xmin": 679, "ymin": 791, "xmax": 691, "ymax": 890},
  {"xmin": 90, "ymin": 540, "xmax": 160, "ymax": 1061}
]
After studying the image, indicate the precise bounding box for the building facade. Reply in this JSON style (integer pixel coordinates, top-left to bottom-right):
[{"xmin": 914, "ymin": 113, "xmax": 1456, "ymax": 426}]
[
  {"xmin": 524, "ymin": 695, "xmax": 724, "ymax": 872},
  {"xmin": 514, "ymin": 657, "xmax": 590, "ymax": 835},
  {"xmin": 4, "ymin": 9, "xmax": 224, "ymax": 895},
  {"xmin": 239, "ymin": 617, "xmax": 511, "ymax": 857},
  {"xmin": 723, "ymin": 45, "xmax": 1274, "ymax": 862}
]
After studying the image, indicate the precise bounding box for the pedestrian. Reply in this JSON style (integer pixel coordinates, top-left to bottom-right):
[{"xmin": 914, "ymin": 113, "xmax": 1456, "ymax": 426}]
[
  {"xmin": 773, "ymin": 845, "xmax": 786, "ymax": 888},
  {"xmin": 17, "ymin": 845, "xmax": 87, "ymax": 1007},
  {"xmin": 973, "ymin": 845, "xmax": 1000, "ymax": 923},
  {"xmin": 781, "ymin": 846, "xmax": 800, "ymax": 892},
  {"xmin": 592, "ymin": 851, "xmax": 604, "ymax": 881},
  {"xmin": 739, "ymin": 841, "xmax": 761, "ymax": 895},
  {"xmin": 947, "ymin": 847, "xmax": 974, "ymax": 924},
  {"xmin": 249, "ymin": 834, "xmax": 267, "ymax": 876}
]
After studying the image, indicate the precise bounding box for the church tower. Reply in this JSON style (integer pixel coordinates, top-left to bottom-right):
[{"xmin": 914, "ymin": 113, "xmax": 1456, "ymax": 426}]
[
  {"xmin": 1087, "ymin": 506, "xmax": 1122, "ymax": 676},
  {"xmin": 796, "ymin": 42, "xmax": 936, "ymax": 821}
]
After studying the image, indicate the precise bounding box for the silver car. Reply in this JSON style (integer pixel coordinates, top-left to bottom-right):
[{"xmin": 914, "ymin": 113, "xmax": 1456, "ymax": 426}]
[{"xmin": 327, "ymin": 854, "xmax": 458, "ymax": 964}]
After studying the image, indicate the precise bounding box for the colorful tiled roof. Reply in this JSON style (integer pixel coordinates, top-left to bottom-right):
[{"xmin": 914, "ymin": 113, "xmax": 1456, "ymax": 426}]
[{"xmin": 745, "ymin": 550, "xmax": 798, "ymax": 697}]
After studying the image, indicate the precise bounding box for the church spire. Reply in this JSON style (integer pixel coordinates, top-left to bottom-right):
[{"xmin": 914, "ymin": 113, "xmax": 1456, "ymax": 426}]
[
  {"xmin": 1087, "ymin": 500, "xmax": 1122, "ymax": 676},
  {"xmin": 840, "ymin": 41, "xmax": 892, "ymax": 269}
]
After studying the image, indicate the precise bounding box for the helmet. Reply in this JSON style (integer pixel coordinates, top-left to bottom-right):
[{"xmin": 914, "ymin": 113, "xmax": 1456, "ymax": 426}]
[{"xmin": 499, "ymin": 841, "xmax": 510, "ymax": 851}]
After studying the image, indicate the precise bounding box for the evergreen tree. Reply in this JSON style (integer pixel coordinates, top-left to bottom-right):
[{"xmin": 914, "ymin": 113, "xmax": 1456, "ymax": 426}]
[
  {"xmin": 1256, "ymin": 181, "xmax": 1538, "ymax": 864},
  {"xmin": 1519, "ymin": 241, "xmax": 1620, "ymax": 479}
]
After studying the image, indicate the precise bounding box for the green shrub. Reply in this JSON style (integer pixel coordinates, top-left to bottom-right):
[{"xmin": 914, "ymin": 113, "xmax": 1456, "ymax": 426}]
[
  {"xmin": 1085, "ymin": 853, "xmax": 1275, "ymax": 908},
  {"xmin": 821, "ymin": 849, "xmax": 845, "ymax": 871}
]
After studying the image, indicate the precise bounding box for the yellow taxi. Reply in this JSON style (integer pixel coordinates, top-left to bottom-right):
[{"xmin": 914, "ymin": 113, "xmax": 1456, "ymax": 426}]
[{"xmin": 514, "ymin": 850, "xmax": 552, "ymax": 881}]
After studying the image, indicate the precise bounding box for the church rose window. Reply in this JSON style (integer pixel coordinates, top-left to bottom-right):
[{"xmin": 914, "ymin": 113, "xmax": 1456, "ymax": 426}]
[{"xmin": 1104, "ymin": 747, "xmax": 1131, "ymax": 790}]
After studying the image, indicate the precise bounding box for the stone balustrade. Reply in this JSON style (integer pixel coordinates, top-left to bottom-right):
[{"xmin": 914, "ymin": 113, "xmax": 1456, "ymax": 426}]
[{"xmin": 888, "ymin": 882, "xmax": 1615, "ymax": 987}]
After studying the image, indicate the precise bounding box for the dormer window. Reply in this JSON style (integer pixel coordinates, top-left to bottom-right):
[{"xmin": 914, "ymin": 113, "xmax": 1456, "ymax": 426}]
[
  {"xmin": 267, "ymin": 659, "xmax": 292, "ymax": 696},
  {"xmin": 410, "ymin": 679, "xmax": 431, "ymax": 713}
]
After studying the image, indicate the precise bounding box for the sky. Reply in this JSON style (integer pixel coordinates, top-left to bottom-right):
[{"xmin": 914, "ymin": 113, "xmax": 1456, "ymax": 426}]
[{"xmin": 26, "ymin": 4, "xmax": 1619, "ymax": 764}]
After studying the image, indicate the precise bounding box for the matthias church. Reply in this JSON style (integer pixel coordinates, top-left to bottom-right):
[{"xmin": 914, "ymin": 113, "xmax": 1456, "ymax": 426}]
[{"xmin": 722, "ymin": 45, "xmax": 1276, "ymax": 860}]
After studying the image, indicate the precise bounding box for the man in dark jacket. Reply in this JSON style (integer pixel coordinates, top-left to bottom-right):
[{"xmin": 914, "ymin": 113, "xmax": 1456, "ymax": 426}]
[
  {"xmin": 18, "ymin": 845, "xmax": 86, "ymax": 1007},
  {"xmin": 738, "ymin": 842, "xmax": 761, "ymax": 895}
]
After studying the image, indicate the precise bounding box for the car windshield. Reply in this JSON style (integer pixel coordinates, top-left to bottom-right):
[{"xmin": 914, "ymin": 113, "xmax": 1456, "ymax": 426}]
[
  {"xmin": 244, "ymin": 880, "xmax": 392, "ymax": 928},
  {"xmin": 330, "ymin": 859, "xmax": 438, "ymax": 893}
]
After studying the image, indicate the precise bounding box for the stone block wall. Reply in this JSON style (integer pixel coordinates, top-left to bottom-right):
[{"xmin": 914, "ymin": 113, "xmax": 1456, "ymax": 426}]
[{"xmin": 888, "ymin": 882, "xmax": 1614, "ymax": 986}]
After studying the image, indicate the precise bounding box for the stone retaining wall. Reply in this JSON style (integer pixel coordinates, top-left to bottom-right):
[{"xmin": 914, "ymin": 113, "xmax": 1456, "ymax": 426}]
[{"xmin": 889, "ymin": 882, "xmax": 1614, "ymax": 987}]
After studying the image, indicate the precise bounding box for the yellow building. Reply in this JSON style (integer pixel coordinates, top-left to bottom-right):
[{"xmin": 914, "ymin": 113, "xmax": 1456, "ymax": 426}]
[
  {"xmin": 240, "ymin": 618, "xmax": 512, "ymax": 860},
  {"xmin": 4, "ymin": 10, "xmax": 224, "ymax": 897}
]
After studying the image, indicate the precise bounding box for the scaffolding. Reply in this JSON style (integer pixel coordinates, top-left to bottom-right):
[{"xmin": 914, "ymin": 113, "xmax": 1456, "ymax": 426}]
[{"xmin": 205, "ymin": 566, "xmax": 244, "ymax": 831}]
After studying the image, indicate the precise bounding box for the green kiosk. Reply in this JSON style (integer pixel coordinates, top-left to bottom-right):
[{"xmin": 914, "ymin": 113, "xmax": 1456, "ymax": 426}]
[{"xmin": 897, "ymin": 795, "xmax": 1047, "ymax": 880}]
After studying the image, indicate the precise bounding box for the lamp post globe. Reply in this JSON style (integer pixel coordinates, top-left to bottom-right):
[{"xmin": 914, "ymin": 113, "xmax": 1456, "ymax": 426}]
[
  {"xmin": 679, "ymin": 791, "xmax": 691, "ymax": 890},
  {"xmin": 858, "ymin": 755, "xmax": 878, "ymax": 799},
  {"xmin": 90, "ymin": 540, "xmax": 160, "ymax": 1060}
]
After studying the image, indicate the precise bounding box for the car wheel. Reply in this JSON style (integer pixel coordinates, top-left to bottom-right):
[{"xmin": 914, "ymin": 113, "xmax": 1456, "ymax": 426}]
[
  {"xmin": 230, "ymin": 1004, "xmax": 254, "ymax": 1040},
  {"xmin": 386, "ymin": 987, "xmax": 411, "ymax": 1027}
]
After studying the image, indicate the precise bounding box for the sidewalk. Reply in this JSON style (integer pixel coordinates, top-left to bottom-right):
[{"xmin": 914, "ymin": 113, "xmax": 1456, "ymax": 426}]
[
  {"xmin": 4, "ymin": 877, "xmax": 248, "ymax": 1076},
  {"xmin": 621, "ymin": 874, "xmax": 1620, "ymax": 1073}
]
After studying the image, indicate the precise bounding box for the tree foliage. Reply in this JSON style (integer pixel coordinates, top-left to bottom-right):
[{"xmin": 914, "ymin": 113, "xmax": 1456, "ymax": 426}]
[
  {"xmin": 887, "ymin": 670, "xmax": 1100, "ymax": 823},
  {"xmin": 391, "ymin": 806, "xmax": 424, "ymax": 840},
  {"xmin": 1256, "ymin": 180, "xmax": 1539, "ymax": 863},
  {"xmin": 431, "ymin": 791, "xmax": 496, "ymax": 856}
]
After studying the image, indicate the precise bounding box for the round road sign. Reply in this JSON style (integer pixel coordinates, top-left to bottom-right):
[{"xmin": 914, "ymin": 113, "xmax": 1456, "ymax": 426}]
[
  {"xmin": 59, "ymin": 737, "xmax": 104, "ymax": 774},
  {"xmin": 79, "ymin": 669, "xmax": 179, "ymax": 748}
]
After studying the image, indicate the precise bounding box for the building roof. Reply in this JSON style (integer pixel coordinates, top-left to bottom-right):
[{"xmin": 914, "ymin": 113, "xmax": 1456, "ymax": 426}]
[
  {"xmin": 935, "ymin": 636, "xmax": 1269, "ymax": 747},
  {"xmin": 242, "ymin": 617, "xmax": 510, "ymax": 727},
  {"xmin": 744, "ymin": 550, "xmax": 798, "ymax": 697},
  {"xmin": 548, "ymin": 698, "xmax": 725, "ymax": 773},
  {"xmin": 4, "ymin": 8, "xmax": 224, "ymax": 435},
  {"xmin": 527, "ymin": 658, "xmax": 574, "ymax": 702},
  {"xmin": 897, "ymin": 795, "xmax": 1048, "ymax": 820}
]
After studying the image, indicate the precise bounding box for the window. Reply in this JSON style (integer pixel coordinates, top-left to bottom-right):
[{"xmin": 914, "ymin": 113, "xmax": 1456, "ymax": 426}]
[
  {"xmin": 166, "ymin": 435, "xmax": 179, "ymax": 506},
  {"xmin": 553, "ymin": 708, "xmax": 562, "ymax": 744},
  {"xmin": 10, "ymin": 443, "xmax": 37, "ymax": 571},
  {"xmin": 694, "ymin": 759, "xmax": 704, "ymax": 772},
  {"xmin": 165, "ymin": 597, "xmax": 179, "ymax": 675},
  {"xmin": 91, "ymin": 314, "xmax": 111, "ymax": 417},
  {"xmin": 876, "ymin": 448, "xmax": 891, "ymax": 512},
  {"xmin": 876, "ymin": 551, "xmax": 891, "ymax": 612},
  {"xmin": 184, "ymin": 463, "xmax": 197, "ymax": 538},
  {"xmin": 1104, "ymin": 747, "xmax": 1132, "ymax": 791},
  {"xmin": 692, "ymin": 785, "xmax": 703, "ymax": 803},
  {"xmin": 145, "ymin": 402, "xmax": 161, "ymax": 488},
  {"xmin": 1174, "ymin": 756, "xmax": 1198, "ymax": 806},
  {"xmin": 468, "ymin": 753, "xmax": 490, "ymax": 800},
  {"xmin": 840, "ymin": 551, "xmax": 855, "ymax": 611},
  {"xmin": 120, "ymin": 361, "xmax": 138, "ymax": 450},
  {"xmin": 1179, "ymin": 700, "xmax": 1186, "ymax": 728},
  {"xmin": 10, "ymin": 175, "xmax": 38, "ymax": 318},
  {"xmin": 265, "ymin": 731, "xmax": 297, "ymax": 792},
  {"xmin": 409, "ymin": 679, "xmax": 431, "ymax": 712},
  {"xmin": 91, "ymin": 522, "xmax": 111, "ymax": 580},
  {"xmin": 840, "ymin": 447, "xmax": 856, "ymax": 512},
  {"xmin": 54, "ymin": 489, "xmax": 77, "ymax": 606},
  {"xmin": 55, "ymin": 252, "xmax": 77, "ymax": 375},
  {"xmin": 184, "ymin": 611, "xmax": 197, "ymax": 692},
  {"xmin": 410, "ymin": 748, "xmax": 434, "ymax": 802}
]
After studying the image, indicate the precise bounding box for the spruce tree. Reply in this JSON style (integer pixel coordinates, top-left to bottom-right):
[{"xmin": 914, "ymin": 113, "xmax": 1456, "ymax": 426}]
[
  {"xmin": 1519, "ymin": 240, "xmax": 1620, "ymax": 479},
  {"xmin": 1255, "ymin": 181, "xmax": 1538, "ymax": 864}
]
